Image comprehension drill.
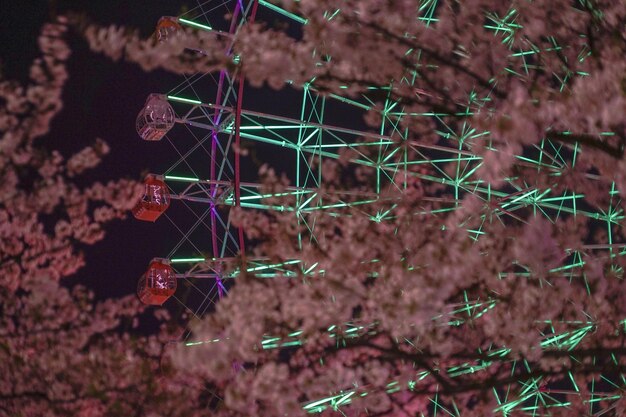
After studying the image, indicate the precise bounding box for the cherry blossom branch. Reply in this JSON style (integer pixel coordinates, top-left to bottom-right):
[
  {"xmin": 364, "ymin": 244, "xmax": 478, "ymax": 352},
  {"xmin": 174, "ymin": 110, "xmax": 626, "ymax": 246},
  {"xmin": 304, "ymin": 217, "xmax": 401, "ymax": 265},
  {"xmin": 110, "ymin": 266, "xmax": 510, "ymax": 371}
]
[{"xmin": 546, "ymin": 130, "xmax": 626, "ymax": 159}]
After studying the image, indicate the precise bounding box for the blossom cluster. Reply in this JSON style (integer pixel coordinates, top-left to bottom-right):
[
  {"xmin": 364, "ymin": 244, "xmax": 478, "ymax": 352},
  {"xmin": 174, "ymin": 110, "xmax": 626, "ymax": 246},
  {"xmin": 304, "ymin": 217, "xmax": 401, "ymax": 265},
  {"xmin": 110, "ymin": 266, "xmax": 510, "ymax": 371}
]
[{"xmin": 0, "ymin": 18, "xmax": 207, "ymax": 416}]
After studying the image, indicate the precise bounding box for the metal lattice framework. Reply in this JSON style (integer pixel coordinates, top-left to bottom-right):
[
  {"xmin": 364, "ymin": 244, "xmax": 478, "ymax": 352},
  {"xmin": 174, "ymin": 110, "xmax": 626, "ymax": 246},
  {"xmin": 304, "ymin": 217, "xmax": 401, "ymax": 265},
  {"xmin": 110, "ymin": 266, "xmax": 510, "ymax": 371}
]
[{"xmin": 133, "ymin": 0, "xmax": 626, "ymax": 415}]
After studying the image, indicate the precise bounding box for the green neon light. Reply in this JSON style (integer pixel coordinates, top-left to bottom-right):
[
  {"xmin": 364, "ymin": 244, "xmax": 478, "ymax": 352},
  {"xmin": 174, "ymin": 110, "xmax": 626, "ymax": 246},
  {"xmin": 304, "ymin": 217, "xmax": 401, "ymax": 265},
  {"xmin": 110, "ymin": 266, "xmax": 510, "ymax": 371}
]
[
  {"xmin": 185, "ymin": 338, "xmax": 221, "ymax": 346},
  {"xmin": 240, "ymin": 124, "xmax": 315, "ymax": 130},
  {"xmin": 178, "ymin": 18, "xmax": 213, "ymax": 31},
  {"xmin": 170, "ymin": 257, "xmax": 206, "ymax": 263},
  {"xmin": 258, "ymin": 0, "xmax": 308, "ymax": 24},
  {"xmin": 166, "ymin": 95, "xmax": 202, "ymax": 105},
  {"xmin": 303, "ymin": 262, "xmax": 319, "ymax": 274},
  {"xmin": 245, "ymin": 259, "xmax": 301, "ymax": 272},
  {"xmin": 237, "ymin": 190, "xmax": 311, "ymax": 201},
  {"xmin": 239, "ymin": 202, "xmax": 295, "ymax": 211},
  {"xmin": 164, "ymin": 175, "xmax": 200, "ymax": 182},
  {"xmin": 303, "ymin": 396, "xmax": 338, "ymax": 410}
]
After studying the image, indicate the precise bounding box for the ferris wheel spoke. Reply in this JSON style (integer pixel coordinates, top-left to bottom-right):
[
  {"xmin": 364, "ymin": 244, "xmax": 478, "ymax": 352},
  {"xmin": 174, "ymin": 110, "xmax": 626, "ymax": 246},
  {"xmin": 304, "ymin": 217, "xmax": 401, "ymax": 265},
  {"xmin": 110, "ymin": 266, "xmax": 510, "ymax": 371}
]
[{"xmin": 163, "ymin": 208, "xmax": 212, "ymax": 259}]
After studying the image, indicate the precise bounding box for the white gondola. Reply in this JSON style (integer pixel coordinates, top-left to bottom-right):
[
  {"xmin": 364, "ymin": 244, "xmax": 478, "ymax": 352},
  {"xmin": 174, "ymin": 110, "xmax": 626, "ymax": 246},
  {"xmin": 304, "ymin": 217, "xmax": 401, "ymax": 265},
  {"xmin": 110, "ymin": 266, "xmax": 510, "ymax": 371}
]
[{"xmin": 135, "ymin": 94, "xmax": 175, "ymax": 141}]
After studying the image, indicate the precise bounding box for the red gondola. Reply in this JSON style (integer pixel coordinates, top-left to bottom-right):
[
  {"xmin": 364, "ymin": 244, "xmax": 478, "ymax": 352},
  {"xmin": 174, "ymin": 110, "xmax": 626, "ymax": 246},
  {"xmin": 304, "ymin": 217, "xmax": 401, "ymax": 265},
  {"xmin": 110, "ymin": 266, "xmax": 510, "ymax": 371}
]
[
  {"xmin": 132, "ymin": 175, "xmax": 170, "ymax": 222},
  {"xmin": 137, "ymin": 259, "xmax": 177, "ymax": 305},
  {"xmin": 154, "ymin": 16, "xmax": 182, "ymax": 43}
]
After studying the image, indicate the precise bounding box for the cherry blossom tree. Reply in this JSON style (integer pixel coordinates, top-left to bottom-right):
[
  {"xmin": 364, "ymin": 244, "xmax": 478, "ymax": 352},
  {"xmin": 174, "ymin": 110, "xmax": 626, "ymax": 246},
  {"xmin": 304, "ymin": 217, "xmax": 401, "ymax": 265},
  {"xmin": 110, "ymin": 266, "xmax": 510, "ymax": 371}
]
[
  {"xmin": 81, "ymin": 1, "xmax": 626, "ymax": 415},
  {"xmin": 0, "ymin": 18, "xmax": 141, "ymax": 292},
  {"xmin": 0, "ymin": 18, "xmax": 209, "ymax": 417}
]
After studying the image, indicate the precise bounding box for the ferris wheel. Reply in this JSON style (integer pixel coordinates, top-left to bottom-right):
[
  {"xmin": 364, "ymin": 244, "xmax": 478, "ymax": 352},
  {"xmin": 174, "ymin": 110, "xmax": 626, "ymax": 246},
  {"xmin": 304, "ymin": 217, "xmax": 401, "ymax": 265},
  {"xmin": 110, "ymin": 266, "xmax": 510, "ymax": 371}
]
[
  {"xmin": 132, "ymin": 0, "xmax": 434, "ymax": 315},
  {"xmin": 130, "ymin": 0, "xmax": 626, "ymax": 414}
]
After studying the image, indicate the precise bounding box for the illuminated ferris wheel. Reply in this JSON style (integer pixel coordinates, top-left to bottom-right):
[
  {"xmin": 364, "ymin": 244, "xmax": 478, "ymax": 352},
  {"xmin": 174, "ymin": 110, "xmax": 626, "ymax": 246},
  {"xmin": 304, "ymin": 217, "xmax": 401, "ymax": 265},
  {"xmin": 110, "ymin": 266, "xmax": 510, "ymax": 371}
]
[
  {"xmin": 131, "ymin": 0, "xmax": 424, "ymax": 314},
  {"xmin": 130, "ymin": 1, "xmax": 626, "ymax": 414}
]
